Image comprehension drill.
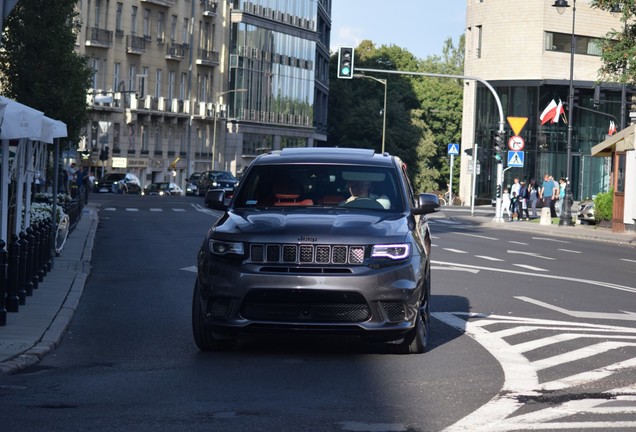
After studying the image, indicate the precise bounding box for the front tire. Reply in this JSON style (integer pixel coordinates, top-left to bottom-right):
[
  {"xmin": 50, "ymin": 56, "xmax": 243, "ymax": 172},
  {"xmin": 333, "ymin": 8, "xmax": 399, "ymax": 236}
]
[
  {"xmin": 393, "ymin": 297, "xmax": 429, "ymax": 354},
  {"xmin": 192, "ymin": 278, "xmax": 236, "ymax": 351}
]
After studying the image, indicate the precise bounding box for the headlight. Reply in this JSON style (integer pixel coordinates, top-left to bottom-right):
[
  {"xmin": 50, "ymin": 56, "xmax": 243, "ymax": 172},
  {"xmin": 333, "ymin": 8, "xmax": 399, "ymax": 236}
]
[
  {"xmin": 371, "ymin": 244, "xmax": 410, "ymax": 260},
  {"xmin": 212, "ymin": 181, "xmax": 219, "ymax": 187},
  {"xmin": 209, "ymin": 240, "xmax": 244, "ymax": 256}
]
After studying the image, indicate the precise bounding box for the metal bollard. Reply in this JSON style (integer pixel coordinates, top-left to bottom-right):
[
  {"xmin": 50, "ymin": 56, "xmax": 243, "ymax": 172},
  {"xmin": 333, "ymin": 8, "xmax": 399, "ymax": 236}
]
[
  {"xmin": 44, "ymin": 218, "xmax": 52, "ymax": 272},
  {"xmin": 0, "ymin": 240, "xmax": 7, "ymax": 326},
  {"xmin": 37, "ymin": 222, "xmax": 45, "ymax": 282},
  {"xmin": 7, "ymin": 234, "xmax": 21, "ymax": 312},
  {"xmin": 18, "ymin": 231, "xmax": 29, "ymax": 303},
  {"xmin": 27, "ymin": 227, "xmax": 38, "ymax": 291}
]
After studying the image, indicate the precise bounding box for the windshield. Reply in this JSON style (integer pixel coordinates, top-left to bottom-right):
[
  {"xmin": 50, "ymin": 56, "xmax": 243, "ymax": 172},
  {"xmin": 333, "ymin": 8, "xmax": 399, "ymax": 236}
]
[
  {"xmin": 210, "ymin": 171, "xmax": 236, "ymax": 181},
  {"xmin": 233, "ymin": 164, "xmax": 404, "ymax": 211}
]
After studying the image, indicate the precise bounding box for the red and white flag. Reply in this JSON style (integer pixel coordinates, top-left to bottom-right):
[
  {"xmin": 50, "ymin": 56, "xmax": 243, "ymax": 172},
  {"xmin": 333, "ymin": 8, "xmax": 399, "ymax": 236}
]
[
  {"xmin": 552, "ymin": 99, "xmax": 565, "ymax": 124},
  {"xmin": 540, "ymin": 99, "xmax": 557, "ymax": 125},
  {"xmin": 608, "ymin": 121, "xmax": 617, "ymax": 136}
]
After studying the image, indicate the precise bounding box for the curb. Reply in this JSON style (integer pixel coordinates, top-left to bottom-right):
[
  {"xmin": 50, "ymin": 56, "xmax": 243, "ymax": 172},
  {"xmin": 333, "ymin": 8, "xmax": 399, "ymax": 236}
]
[{"xmin": 0, "ymin": 206, "xmax": 98, "ymax": 375}]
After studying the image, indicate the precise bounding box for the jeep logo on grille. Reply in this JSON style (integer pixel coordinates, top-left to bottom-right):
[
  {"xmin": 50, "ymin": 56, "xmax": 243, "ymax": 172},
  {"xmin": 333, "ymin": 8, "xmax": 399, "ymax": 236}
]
[{"xmin": 298, "ymin": 236, "xmax": 317, "ymax": 242}]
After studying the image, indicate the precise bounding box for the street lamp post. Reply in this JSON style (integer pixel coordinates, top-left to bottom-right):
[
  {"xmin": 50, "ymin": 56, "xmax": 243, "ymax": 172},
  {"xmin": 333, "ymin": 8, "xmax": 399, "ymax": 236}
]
[
  {"xmin": 553, "ymin": 0, "xmax": 575, "ymax": 226},
  {"xmin": 211, "ymin": 88, "xmax": 247, "ymax": 170},
  {"xmin": 353, "ymin": 74, "xmax": 387, "ymax": 153}
]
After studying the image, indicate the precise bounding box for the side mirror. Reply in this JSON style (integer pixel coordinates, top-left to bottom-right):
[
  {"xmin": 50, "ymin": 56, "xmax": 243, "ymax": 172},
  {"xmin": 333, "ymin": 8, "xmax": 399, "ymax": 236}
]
[
  {"xmin": 413, "ymin": 193, "xmax": 440, "ymax": 215},
  {"xmin": 205, "ymin": 189, "xmax": 227, "ymax": 210}
]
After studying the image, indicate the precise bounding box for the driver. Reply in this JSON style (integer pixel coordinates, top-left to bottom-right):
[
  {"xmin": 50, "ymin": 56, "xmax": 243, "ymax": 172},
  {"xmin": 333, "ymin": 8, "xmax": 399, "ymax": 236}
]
[{"xmin": 341, "ymin": 180, "xmax": 391, "ymax": 209}]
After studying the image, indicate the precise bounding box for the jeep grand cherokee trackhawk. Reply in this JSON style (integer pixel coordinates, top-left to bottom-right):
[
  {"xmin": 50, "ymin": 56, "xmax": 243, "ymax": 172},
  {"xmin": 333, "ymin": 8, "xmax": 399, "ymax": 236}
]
[{"xmin": 192, "ymin": 147, "xmax": 439, "ymax": 354}]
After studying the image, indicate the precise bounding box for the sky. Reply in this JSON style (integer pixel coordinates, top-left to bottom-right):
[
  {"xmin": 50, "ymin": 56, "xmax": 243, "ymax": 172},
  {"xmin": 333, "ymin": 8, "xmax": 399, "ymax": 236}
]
[{"xmin": 330, "ymin": 1, "xmax": 467, "ymax": 60}]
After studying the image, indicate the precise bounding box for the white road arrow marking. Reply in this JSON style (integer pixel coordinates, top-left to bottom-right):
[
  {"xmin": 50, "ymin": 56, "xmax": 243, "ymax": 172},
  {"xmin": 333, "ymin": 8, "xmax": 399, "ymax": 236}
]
[{"xmin": 516, "ymin": 296, "xmax": 636, "ymax": 321}]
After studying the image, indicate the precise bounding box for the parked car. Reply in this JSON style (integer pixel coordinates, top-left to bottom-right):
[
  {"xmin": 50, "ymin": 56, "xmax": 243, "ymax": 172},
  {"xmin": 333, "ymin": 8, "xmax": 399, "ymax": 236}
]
[
  {"xmin": 577, "ymin": 201, "xmax": 595, "ymax": 224},
  {"xmin": 93, "ymin": 173, "xmax": 142, "ymax": 194},
  {"xmin": 185, "ymin": 172, "xmax": 202, "ymax": 196},
  {"xmin": 142, "ymin": 182, "xmax": 184, "ymax": 196},
  {"xmin": 192, "ymin": 147, "xmax": 440, "ymax": 354},
  {"xmin": 196, "ymin": 170, "xmax": 239, "ymax": 197}
]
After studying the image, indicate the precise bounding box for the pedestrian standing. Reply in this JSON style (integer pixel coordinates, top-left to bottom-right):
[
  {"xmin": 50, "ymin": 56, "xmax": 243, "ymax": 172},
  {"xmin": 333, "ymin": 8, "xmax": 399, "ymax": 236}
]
[
  {"xmin": 528, "ymin": 178, "xmax": 539, "ymax": 218},
  {"xmin": 501, "ymin": 188, "xmax": 512, "ymax": 221},
  {"xmin": 557, "ymin": 177, "xmax": 566, "ymax": 216},
  {"xmin": 519, "ymin": 181, "xmax": 530, "ymax": 220},
  {"xmin": 540, "ymin": 174, "xmax": 558, "ymax": 218},
  {"xmin": 510, "ymin": 177, "xmax": 521, "ymax": 216}
]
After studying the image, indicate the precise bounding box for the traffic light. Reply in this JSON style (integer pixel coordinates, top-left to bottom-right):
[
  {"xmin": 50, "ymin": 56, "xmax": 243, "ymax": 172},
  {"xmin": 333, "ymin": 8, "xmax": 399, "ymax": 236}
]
[
  {"xmin": 99, "ymin": 145, "xmax": 110, "ymax": 161},
  {"xmin": 496, "ymin": 184, "xmax": 501, "ymax": 198},
  {"xmin": 337, "ymin": 46, "xmax": 354, "ymax": 79},
  {"xmin": 464, "ymin": 148, "xmax": 473, "ymax": 157},
  {"xmin": 493, "ymin": 131, "xmax": 504, "ymax": 162}
]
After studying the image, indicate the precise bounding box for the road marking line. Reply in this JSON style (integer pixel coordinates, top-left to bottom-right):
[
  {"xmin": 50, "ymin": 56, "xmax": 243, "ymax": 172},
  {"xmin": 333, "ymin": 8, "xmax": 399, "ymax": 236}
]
[
  {"xmin": 475, "ymin": 255, "xmax": 504, "ymax": 261},
  {"xmin": 442, "ymin": 248, "xmax": 468, "ymax": 254},
  {"xmin": 431, "ymin": 261, "xmax": 636, "ymax": 294},
  {"xmin": 516, "ymin": 296, "xmax": 636, "ymax": 320},
  {"xmin": 456, "ymin": 232, "xmax": 498, "ymax": 240},
  {"xmin": 513, "ymin": 264, "xmax": 547, "ymax": 272},
  {"xmin": 430, "ymin": 219, "xmax": 461, "ymax": 224},
  {"xmin": 103, "ymin": 207, "xmax": 116, "ymax": 211},
  {"xmin": 532, "ymin": 236, "xmax": 569, "ymax": 243},
  {"xmin": 621, "ymin": 258, "xmax": 636, "ymax": 263},
  {"xmin": 507, "ymin": 250, "xmax": 555, "ymax": 260},
  {"xmin": 150, "ymin": 208, "xmax": 162, "ymax": 212},
  {"xmin": 540, "ymin": 357, "xmax": 636, "ymax": 391},
  {"xmin": 509, "ymin": 241, "xmax": 527, "ymax": 245},
  {"xmin": 513, "ymin": 333, "xmax": 636, "ymax": 353},
  {"xmin": 557, "ymin": 248, "xmax": 582, "ymax": 253},
  {"xmin": 125, "ymin": 208, "xmax": 139, "ymax": 211},
  {"xmin": 532, "ymin": 341, "xmax": 636, "ymax": 371},
  {"xmin": 171, "ymin": 208, "xmax": 187, "ymax": 212}
]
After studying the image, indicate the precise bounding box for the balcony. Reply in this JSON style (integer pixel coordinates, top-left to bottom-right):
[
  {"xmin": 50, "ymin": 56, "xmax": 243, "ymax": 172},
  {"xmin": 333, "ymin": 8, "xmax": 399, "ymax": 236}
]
[
  {"xmin": 201, "ymin": 0, "xmax": 218, "ymax": 16},
  {"xmin": 85, "ymin": 27, "xmax": 113, "ymax": 48},
  {"xmin": 165, "ymin": 43, "xmax": 187, "ymax": 61},
  {"xmin": 196, "ymin": 48, "xmax": 220, "ymax": 67},
  {"xmin": 140, "ymin": 0, "xmax": 175, "ymax": 6},
  {"xmin": 126, "ymin": 35, "xmax": 146, "ymax": 54}
]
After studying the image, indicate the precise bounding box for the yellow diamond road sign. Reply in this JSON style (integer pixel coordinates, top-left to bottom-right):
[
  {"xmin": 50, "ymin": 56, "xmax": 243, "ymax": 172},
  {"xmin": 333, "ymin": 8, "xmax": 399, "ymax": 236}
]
[{"xmin": 507, "ymin": 117, "xmax": 528, "ymax": 137}]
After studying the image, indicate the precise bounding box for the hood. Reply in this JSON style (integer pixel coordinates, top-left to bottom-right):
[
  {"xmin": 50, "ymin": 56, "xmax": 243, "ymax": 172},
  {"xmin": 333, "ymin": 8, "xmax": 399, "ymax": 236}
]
[{"xmin": 211, "ymin": 208, "xmax": 410, "ymax": 244}]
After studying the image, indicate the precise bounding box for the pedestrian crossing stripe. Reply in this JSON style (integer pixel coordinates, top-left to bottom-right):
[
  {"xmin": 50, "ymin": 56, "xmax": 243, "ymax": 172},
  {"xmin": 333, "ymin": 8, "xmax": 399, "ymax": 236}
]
[{"xmin": 447, "ymin": 143, "xmax": 460, "ymax": 155}]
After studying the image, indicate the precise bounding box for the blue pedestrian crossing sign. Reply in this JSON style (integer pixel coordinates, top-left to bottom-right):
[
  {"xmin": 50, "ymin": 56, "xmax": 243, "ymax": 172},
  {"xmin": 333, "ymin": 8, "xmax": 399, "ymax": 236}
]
[
  {"xmin": 447, "ymin": 143, "xmax": 460, "ymax": 155},
  {"xmin": 507, "ymin": 151, "xmax": 524, "ymax": 167}
]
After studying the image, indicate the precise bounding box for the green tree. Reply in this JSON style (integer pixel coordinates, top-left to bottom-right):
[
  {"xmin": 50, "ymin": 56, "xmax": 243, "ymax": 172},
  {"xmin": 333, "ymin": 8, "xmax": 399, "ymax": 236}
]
[
  {"xmin": 0, "ymin": 0, "xmax": 93, "ymax": 146},
  {"xmin": 590, "ymin": 0, "xmax": 636, "ymax": 83}
]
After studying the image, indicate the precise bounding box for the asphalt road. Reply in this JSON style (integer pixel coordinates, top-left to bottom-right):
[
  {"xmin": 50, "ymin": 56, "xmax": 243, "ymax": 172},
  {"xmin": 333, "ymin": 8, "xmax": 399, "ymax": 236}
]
[{"xmin": 0, "ymin": 194, "xmax": 634, "ymax": 431}]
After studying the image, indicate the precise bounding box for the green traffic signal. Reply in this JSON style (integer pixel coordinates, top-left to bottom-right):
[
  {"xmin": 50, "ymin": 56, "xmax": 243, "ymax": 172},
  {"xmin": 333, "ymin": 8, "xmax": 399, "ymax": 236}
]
[{"xmin": 337, "ymin": 47, "xmax": 354, "ymax": 79}]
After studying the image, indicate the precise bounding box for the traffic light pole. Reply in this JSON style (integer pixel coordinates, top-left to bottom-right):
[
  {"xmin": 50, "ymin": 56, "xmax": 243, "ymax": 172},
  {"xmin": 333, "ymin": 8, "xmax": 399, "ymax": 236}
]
[{"xmin": 355, "ymin": 67, "xmax": 506, "ymax": 218}]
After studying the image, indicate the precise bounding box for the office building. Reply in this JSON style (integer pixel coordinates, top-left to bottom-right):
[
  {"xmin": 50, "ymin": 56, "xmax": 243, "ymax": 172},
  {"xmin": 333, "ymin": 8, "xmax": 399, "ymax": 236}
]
[
  {"xmin": 76, "ymin": 0, "xmax": 330, "ymax": 185},
  {"xmin": 460, "ymin": 0, "xmax": 629, "ymax": 204}
]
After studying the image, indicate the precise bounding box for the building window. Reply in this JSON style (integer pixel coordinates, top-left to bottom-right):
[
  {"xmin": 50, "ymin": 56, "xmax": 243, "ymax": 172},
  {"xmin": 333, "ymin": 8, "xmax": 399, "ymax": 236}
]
[
  {"xmin": 113, "ymin": 123, "xmax": 121, "ymax": 150},
  {"xmin": 180, "ymin": 73, "xmax": 186, "ymax": 100},
  {"xmin": 113, "ymin": 63, "xmax": 120, "ymax": 92},
  {"xmin": 545, "ymin": 32, "xmax": 603, "ymax": 56},
  {"xmin": 157, "ymin": 12, "xmax": 164, "ymax": 43},
  {"xmin": 155, "ymin": 69, "xmax": 162, "ymax": 98},
  {"xmin": 170, "ymin": 15, "xmax": 177, "ymax": 43},
  {"xmin": 183, "ymin": 18, "xmax": 189, "ymax": 45},
  {"xmin": 476, "ymin": 25, "xmax": 482, "ymax": 59},
  {"xmin": 143, "ymin": 8, "xmax": 151, "ymax": 39},
  {"xmin": 128, "ymin": 65, "xmax": 136, "ymax": 94},
  {"xmin": 91, "ymin": 58, "xmax": 99, "ymax": 89},
  {"xmin": 116, "ymin": 3, "xmax": 123, "ymax": 33},
  {"xmin": 131, "ymin": 6, "xmax": 138, "ymax": 35},
  {"xmin": 168, "ymin": 71, "xmax": 175, "ymax": 100}
]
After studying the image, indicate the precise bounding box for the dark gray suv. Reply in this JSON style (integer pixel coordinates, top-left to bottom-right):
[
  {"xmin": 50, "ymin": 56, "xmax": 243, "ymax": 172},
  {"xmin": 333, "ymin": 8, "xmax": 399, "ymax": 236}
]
[{"xmin": 193, "ymin": 147, "xmax": 439, "ymax": 354}]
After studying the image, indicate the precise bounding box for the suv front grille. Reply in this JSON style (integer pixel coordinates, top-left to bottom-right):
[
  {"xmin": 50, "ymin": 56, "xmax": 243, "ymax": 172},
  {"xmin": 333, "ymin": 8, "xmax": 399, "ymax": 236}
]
[
  {"xmin": 240, "ymin": 289, "xmax": 370, "ymax": 322},
  {"xmin": 250, "ymin": 244, "xmax": 365, "ymax": 265}
]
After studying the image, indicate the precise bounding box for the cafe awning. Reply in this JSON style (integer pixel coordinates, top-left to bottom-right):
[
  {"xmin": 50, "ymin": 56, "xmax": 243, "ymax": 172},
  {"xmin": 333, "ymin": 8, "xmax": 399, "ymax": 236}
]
[{"xmin": 591, "ymin": 123, "xmax": 636, "ymax": 157}]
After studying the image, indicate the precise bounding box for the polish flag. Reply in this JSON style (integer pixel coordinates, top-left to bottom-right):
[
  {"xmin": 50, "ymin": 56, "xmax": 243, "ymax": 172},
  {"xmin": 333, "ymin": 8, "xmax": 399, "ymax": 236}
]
[
  {"xmin": 552, "ymin": 100, "xmax": 565, "ymax": 124},
  {"xmin": 608, "ymin": 121, "xmax": 617, "ymax": 136},
  {"xmin": 540, "ymin": 99, "xmax": 557, "ymax": 125}
]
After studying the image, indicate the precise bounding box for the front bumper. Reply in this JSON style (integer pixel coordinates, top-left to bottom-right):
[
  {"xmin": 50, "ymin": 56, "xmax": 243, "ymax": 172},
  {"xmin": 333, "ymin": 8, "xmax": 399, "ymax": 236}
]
[{"xmin": 196, "ymin": 258, "xmax": 425, "ymax": 340}]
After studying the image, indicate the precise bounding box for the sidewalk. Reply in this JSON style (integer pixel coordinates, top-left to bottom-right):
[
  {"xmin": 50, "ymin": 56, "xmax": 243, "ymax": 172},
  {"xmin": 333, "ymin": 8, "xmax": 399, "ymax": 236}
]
[
  {"xmin": 0, "ymin": 203, "xmax": 633, "ymax": 375},
  {"xmin": 437, "ymin": 206, "xmax": 636, "ymax": 246},
  {"xmin": 0, "ymin": 203, "xmax": 98, "ymax": 375}
]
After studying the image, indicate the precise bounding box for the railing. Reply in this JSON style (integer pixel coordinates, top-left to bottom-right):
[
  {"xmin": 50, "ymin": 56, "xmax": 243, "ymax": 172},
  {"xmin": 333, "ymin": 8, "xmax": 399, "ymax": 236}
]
[
  {"xmin": 85, "ymin": 27, "xmax": 113, "ymax": 47},
  {"xmin": 0, "ymin": 197, "xmax": 83, "ymax": 326},
  {"xmin": 126, "ymin": 35, "xmax": 146, "ymax": 54}
]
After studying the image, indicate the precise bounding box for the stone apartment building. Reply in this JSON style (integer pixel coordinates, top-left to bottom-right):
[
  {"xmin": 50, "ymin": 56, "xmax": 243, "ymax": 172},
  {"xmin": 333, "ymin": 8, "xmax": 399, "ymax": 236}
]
[
  {"xmin": 460, "ymin": 0, "xmax": 629, "ymax": 205},
  {"xmin": 76, "ymin": 0, "xmax": 331, "ymax": 186}
]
